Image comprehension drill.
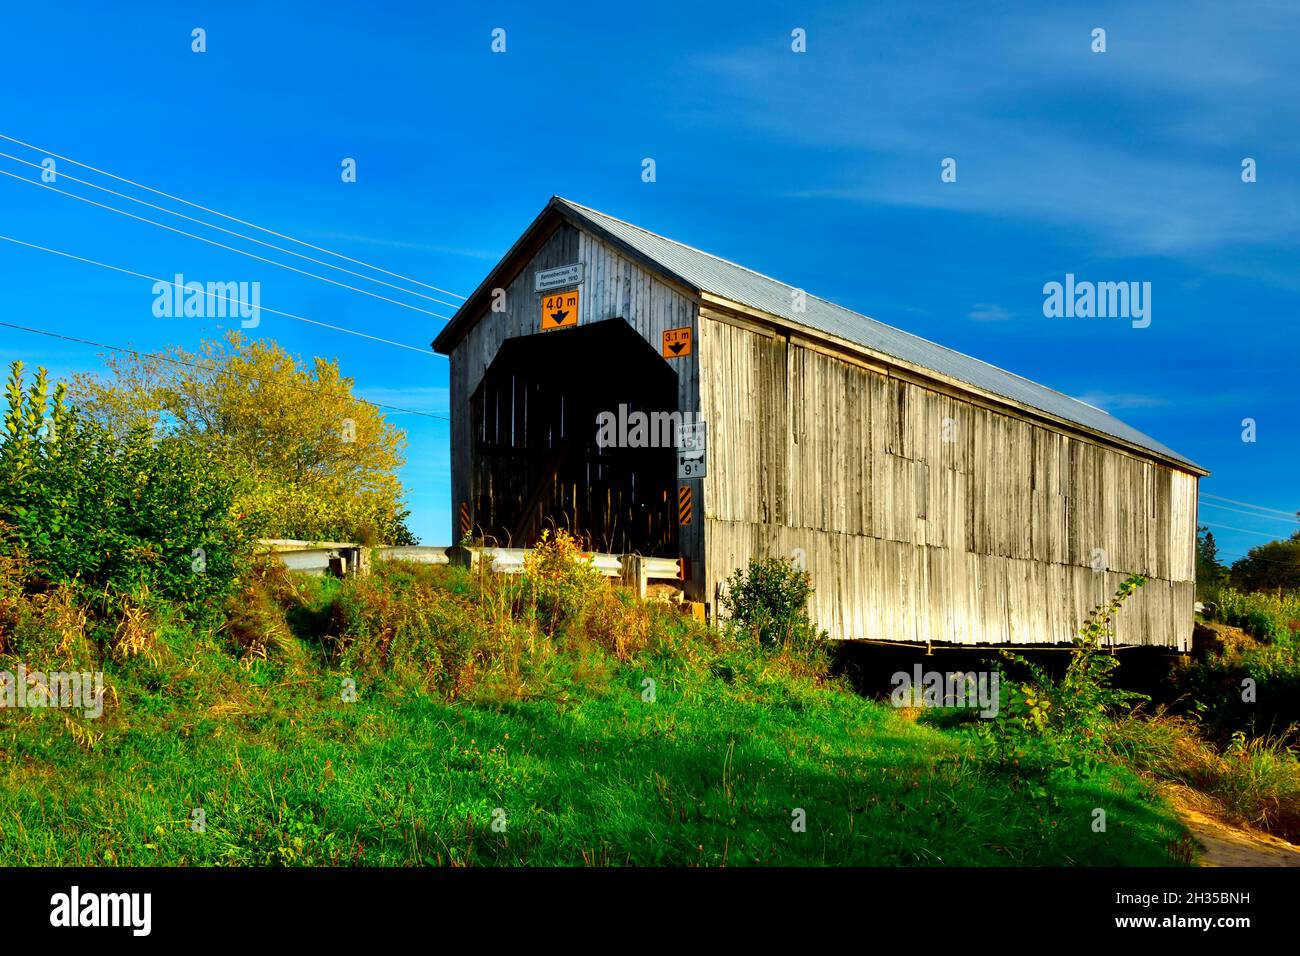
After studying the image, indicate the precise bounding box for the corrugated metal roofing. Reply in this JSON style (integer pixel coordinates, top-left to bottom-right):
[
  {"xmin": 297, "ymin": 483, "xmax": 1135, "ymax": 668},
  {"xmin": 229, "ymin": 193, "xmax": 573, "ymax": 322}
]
[{"xmin": 553, "ymin": 197, "xmax": 1202, "ymax": 473}]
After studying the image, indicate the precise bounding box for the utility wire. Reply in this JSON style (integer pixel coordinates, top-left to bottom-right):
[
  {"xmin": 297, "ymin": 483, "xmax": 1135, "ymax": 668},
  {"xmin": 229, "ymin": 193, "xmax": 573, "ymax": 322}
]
[
  {"xmin": 1200, "ymin": 521, "xmax": 1294, "ymax": 540},
  {"xmin": 0, "ymin": 149, "xmax": 462, "ymax": 311},
  {"xmin": 1199, "ymin": 500, "xmax": 1300, "ymax": 525},
  {"xmin": 0, "ymin": 167, "xmax": 455, "ymax": 320},
  {"xmin": 0, "ymin": 320, "xmax": 449, "ymax": 423},
  {"xmin": 0, "ymin": 131, "xmax": 466, "ymax": 300},
  {"xmin": 0, "ymin": 233, "xmax": 436, "ymax": 355},
  {"xmin": 1213, "ymin": 548, "xmax": 1299, "ymax": 568},
  {"xmin": 1200, "ymin": 492, "xmax": 1297, "ymax": 519},
  {"xmin": 4, "ymin": 312, "xmax": 1291, "ymax": 555}
]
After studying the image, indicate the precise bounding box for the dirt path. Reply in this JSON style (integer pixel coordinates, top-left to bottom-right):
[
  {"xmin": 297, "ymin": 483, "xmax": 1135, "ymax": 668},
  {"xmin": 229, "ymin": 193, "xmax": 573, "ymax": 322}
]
[{"xmin": 1165, "ymin": 784, "xmax": 1300, "ymax": 867}]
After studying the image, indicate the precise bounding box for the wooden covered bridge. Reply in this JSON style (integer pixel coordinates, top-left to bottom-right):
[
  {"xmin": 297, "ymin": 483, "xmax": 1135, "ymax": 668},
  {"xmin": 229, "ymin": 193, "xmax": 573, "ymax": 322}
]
[{"xmin": 432, "ymin": 198, "xmax": 1206, "ymax": 648}]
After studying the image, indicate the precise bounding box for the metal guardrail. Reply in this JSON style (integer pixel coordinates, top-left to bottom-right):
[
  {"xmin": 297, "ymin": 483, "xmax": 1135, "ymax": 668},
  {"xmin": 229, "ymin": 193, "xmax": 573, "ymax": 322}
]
[
  {"xmin": 256, "ymin": 541, "xmax": 682, "ymax": 588},
  {"xmin": 376, "ymin": 546, "xmax": 450, "ymax": 565},
  {"xmin": 257, "ymin": 540, "xmax": 367, "ymax": 575},
  {"xmin": 454, "ymin": 547, "xmax": 680, "ymax": 582},
  {"xmin": 273, "ymin": 548, "xmax": 344, "ymax": 573},
  {"xmin": 641, "ymin": 556, "xmax": 684, "ymax": 580}
]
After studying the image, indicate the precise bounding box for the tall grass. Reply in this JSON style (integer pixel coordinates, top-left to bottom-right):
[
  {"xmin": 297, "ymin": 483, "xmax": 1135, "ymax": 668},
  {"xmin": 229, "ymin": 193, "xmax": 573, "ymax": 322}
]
[
  {"xmin": 1177, "ymin": 586, "xmax": 1300, "ymax": 743},
  {"xmin": 1107, "ymin": 711, "xmax": 1300, "ymax": 841},
  {"xmin": 0, "ymin": 533, "xmax": 1191, "ymax": 866},
  {"xmin": 1134, "ymin": 580, "xmax": 1300, "ymax": 840}
]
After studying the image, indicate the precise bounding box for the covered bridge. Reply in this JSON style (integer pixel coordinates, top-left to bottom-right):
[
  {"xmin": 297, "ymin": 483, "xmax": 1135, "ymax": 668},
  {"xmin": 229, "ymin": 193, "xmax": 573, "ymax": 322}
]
[{"xmin": 432, "ymin": 197, "xmax": 1206, "ymax": 648}]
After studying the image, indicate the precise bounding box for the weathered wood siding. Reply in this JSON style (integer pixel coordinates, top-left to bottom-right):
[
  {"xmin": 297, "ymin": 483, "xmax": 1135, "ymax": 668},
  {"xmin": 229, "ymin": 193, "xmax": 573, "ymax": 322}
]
[
  {"xmin": 697, "ymin": 310, "xmax": 1197, "ymax": 647},
  {"xmin": 446, "ymin": 222, "xmax": 706, "ymax": 596},
  {"xmin": 444, "ymin": 217, "xmax": 1196, "ymax": 645}
]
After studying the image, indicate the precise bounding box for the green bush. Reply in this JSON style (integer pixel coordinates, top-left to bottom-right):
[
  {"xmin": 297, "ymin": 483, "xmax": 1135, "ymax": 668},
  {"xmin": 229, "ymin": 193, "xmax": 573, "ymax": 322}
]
[
  {"xmin": 1228, "ymin": 536, "xmax": 1300, "ymax": 593},
  {"xmin": 1175, "ymin": 643, "xmax": 1300, "ymax": 742},
  {"xmin": 1213, "ymin": 588, "xmax": 1300, "ymax": 644},
  {"xmin": 0, "ymin": 362, "xmax": 250, "ymax": 611},
  {"xmin": 978, "ymin": 574, "xmax": 1150, "ymax": 787},
  {"xmin": 517, "ymin": 530, "xmax": 605, "ymax": 637},
  {"xmin": 1176, "ymin": 588, "xmax": 1300, "ymax": 740},
  {"xmin": 720, "ymin": 556, "xmax": 827, "ymax": 654}
]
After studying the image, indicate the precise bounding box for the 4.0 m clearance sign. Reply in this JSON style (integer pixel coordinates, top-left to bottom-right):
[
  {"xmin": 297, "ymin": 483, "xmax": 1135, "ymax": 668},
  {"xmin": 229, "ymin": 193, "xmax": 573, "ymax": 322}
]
[{"xmin": 540, "ymin": 289, "xmax": 579, "ymax": 330}]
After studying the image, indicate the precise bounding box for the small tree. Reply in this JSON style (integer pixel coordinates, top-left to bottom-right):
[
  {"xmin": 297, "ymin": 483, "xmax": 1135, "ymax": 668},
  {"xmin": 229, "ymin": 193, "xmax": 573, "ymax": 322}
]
[
  {"xmin": 1230, "ymin": 534, "xmax": 1300, "ymax": 593},
  {"xmin": 979, "ymin": 574, "xmax": 1150, "ymax": 783},
  {"xmin": 720, "ymin": 556, "xmax": 826, "ymax": 652},
  {"xmin": 71, "ymin": 332, "xmax": 416, "ymax": 544},
  {"xmin": 1195, "ymin": 525, "xmax": 1229, "ymax": 599},
  {"xmin": 0, "ymin": 362, "xmax": 249, "ymax": 610}
]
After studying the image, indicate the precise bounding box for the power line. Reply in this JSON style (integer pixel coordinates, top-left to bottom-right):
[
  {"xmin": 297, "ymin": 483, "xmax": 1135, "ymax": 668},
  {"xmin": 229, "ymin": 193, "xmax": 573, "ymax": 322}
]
[
  {"xmin": 0, "ymin": 167, "xmax": 455, "ymax": 320},
  {"xmin": 1200, "ymin": 520, "xmax": 1293, "ymax": 540},
  {"xmin": 1214, "ymin": 549, "xmax": 1299, "ymax": 568},
  {"xmin": 0, "ymin": 320, "xmax": 450, "ymax": 423},
  {"xmin": 1199, "ymin": 500, "xmax": 1300, "ymax": 525},
  {"xmin": 0, "ymin": 233, "xmax": 437, "ymax": 355},
  {"xmin": 0, "ymin": 131, "xmax": 466, "ymax": 301},
  {"xmin": 0, "ymin": 149, "xmax": 462, "ymax": 311},
  {"xmin": 1200, "ymin": 492, "xmax": 1297, "ymax": 519}
]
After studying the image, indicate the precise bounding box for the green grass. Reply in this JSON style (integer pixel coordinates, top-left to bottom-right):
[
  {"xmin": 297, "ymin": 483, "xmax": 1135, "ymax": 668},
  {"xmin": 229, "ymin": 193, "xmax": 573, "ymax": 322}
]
[
  {"xmin": 1, "ymin": 658, "xmax": 1181, "ymax": 865},
  {"xmin": 0, "ymin": 559, "xmax": 1188, "ymax": 866}
]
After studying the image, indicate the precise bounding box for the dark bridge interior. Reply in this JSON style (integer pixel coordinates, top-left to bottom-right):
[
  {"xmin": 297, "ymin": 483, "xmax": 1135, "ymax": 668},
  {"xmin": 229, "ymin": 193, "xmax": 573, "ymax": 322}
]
[{"xmin": 468, "ymin": 319, "xmax": 679, "ymax": 556}]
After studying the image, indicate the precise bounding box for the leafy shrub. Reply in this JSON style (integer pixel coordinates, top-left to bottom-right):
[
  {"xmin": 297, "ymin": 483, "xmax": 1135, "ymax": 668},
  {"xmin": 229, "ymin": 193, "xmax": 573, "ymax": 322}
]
[
  {"xmin": 0, "ymin": 363, "xmax": 251, "ymax": 612},
  {"xmin": 1172, "ymin": 588, "xmax": 1300, "ymax": 741},
  {"xmin": 517, "ymin": 530, "xmax": 605, "ymax": 636},
  {"xmin": 720, "ymin": 556, "xmax": 827, "ymax": 654},
  {"xmin": 1212, "ymin": 588, "xmax": 1300, "ymax": 644},
  {"xmin": 978, "ymin": 574, "xmax": 1150, "ymax": 785},
  {"xmin": 70, "ymin": 333, "xmax": 418, "ymax": 545},
  {"xmin": 1174, "ymin": 640, "xmax": 1300, "ymax": 742}
]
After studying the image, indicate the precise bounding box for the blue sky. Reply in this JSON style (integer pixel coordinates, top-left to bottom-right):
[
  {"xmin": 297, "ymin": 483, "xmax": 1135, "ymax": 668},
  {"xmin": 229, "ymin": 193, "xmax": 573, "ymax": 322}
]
[{"xmin": 0, "ymin": 0, "xmax": 1296, "ymax": 559}]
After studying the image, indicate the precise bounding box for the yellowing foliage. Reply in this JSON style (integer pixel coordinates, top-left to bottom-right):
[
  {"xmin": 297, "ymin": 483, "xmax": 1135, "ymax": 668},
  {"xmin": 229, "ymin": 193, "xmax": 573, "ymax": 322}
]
[{"xmin": 70, "ymin": 332, "xmax": 415, "ymax": 544}]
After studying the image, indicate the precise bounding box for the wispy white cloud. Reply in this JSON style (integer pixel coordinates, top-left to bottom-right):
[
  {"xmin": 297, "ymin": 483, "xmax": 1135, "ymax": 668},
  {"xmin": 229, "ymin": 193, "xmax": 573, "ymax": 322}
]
[
  {"xmin": 355, "ymin": 384, "xmax": 449, "ymax": 415},
  {"xmin": 967, "ymin": 303, "xmax": 1015, "ymax": 323},
  {"xmin": 697, "ymin": 1, "xmax": 1300, "ymax": 262},
  {"xmin": 1072, "ymin": 391, "xmax": 1170, "ymax": 412}
]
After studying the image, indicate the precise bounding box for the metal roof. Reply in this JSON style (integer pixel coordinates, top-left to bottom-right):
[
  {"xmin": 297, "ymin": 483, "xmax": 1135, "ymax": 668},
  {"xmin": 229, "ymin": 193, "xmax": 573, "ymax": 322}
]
[{"xmin": 551, "ymin": 197, "xmax": 1203, "ymax": 473}]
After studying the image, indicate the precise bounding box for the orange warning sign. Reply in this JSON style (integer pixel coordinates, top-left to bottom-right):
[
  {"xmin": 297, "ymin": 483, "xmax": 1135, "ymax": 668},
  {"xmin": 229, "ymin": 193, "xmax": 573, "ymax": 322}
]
[
  {"xmin": 678, "ymin": 485, "xmax": 693, "ymax": 524},
  {"xmin": 662, "ymin": 326, "xmax": 692, "ymax": 358},
  {"xmin": 540, "ymin": 289, "xmax": 580, "ymax": 330}
]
